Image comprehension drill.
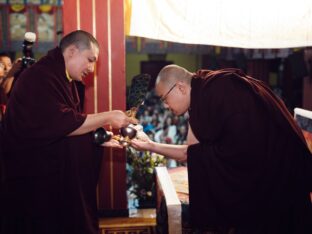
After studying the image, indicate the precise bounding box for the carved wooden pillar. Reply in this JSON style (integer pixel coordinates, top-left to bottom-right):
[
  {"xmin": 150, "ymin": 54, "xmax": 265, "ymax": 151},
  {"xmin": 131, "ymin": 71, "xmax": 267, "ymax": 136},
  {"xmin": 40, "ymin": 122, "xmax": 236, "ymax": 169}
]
[{"xmin": 63, "ymin": 0, "xmax": 128, "ymax": 216}]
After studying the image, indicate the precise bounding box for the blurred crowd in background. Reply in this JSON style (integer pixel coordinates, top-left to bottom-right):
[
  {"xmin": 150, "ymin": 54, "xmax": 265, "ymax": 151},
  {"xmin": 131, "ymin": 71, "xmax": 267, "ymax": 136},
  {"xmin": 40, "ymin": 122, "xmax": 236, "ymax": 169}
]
[{"xmin": 136, "ymin": 91, "xmax": 189, "ymax": 167}]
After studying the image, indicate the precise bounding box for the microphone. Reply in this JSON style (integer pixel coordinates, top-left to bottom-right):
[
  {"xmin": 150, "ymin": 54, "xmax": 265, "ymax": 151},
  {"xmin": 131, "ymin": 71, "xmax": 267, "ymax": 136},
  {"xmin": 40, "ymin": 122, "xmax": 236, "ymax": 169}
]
[{"xmin": 22, "ymin": 32, "xmax": 36, "ymax": 68}]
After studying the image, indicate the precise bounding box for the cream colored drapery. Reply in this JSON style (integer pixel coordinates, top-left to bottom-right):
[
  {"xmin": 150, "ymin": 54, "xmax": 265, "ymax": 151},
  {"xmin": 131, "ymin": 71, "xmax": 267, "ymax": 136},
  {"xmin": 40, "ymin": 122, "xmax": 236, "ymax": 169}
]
[{"xmin": 125, "ymin": 0, "xmax": 312, "ymax": 49}]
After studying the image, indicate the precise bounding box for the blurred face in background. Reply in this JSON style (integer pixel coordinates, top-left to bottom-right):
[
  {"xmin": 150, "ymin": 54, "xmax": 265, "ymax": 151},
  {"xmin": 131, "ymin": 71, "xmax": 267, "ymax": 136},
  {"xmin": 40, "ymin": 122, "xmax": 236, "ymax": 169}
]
[
  {"xmin": 0, "ymin": 62, "xmax": 5, "ymax": 78},
  {"xmin": 0, "ymin": 56, "xmax": 13, "ymax": 77}
]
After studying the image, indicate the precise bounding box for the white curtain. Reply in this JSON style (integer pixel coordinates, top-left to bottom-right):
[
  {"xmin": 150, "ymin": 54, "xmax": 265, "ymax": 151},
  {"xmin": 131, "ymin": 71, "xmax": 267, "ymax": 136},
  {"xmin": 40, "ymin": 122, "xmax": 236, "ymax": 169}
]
[{"xmin": 127, "ymin": 0, "xmax": 312, "ymax": 49}]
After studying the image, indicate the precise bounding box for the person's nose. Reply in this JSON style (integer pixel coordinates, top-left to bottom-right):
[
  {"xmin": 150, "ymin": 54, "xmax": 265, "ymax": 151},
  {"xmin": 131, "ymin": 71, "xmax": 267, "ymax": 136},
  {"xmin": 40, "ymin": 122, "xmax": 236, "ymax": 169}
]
[{"xmin": 87, "ymin": 64, "xmax": 95, "ymax": 73}]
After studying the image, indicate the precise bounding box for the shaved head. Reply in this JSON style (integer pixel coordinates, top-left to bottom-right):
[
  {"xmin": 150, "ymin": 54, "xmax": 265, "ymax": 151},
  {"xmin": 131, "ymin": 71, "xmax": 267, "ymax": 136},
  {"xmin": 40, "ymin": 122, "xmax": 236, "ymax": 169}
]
[
  {"xmin": 156, "ymin": 64, "xmax": 193, "ymax": 87},
  {"xmin": 155, "ymin": 64, "xmax": 193, "ymax": 116},
  {"xmin": 60, "ymin": 30, "xmax": 99, "ymax": 53}
]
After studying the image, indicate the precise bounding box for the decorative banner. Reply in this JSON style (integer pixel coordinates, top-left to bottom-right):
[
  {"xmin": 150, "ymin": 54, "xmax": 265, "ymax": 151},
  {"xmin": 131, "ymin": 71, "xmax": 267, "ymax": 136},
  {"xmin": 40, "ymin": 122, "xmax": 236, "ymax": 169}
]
[
  {"xmin": 9, "ymin": 0, "xmax": 24, "ymax": 4},
  {"xmin": 9, "ymin": 4, "xmax": 25, "ymax": 12},
  {"xmin": 0, "ymin": 0, "xmax": 62, "ymax": 5},
  {"xmin": 27, "ymin": 0, "xmax": 41, "ymax": 4},
  {"xmin": 41, "ymin": 0, "xmax": 57, "ymax": 5},
  {"xmin": 9, "ymin": 8, "xmax": 27, "ymax": 40},
  {"xmin": 37, "ymin": 4, "xmax": 53, "ymax": 13},
  {"xmin": 37, "ymin": 7, "xmax": 55, "ymax": 42}
]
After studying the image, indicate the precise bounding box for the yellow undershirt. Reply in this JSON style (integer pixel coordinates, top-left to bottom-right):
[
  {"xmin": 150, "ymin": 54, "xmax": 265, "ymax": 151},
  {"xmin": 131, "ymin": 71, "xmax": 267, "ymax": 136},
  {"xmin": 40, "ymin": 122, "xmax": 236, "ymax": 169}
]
[{"xmin": 65, "ymin": 69, "xmax": 72, "ymax": 82}]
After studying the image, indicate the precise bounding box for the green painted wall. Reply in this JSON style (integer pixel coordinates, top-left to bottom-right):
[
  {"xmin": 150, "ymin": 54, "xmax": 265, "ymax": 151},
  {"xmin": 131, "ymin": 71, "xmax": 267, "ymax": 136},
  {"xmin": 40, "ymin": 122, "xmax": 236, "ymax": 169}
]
[
  {"xmin": 166, "ymin": 53, "xmax": 201, "ymax": 72},
  {"xmin": 126, "ymin": 53, "xmax": 201, "ymax": 87},
  {"xmin": 126, "ymin": 54, "xmax": 149, "ymax": 86}
]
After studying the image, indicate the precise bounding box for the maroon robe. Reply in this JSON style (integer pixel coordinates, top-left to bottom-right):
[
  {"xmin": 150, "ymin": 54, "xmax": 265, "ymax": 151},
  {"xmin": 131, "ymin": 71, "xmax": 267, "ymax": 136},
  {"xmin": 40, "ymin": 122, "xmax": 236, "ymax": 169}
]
[
  {"xmin": 1, "ymin": 47, "xmax": 103, "ymax": 234},
  {"xmin": 187, "ymin": 69, "xmax": 312, "ymax": 233}
]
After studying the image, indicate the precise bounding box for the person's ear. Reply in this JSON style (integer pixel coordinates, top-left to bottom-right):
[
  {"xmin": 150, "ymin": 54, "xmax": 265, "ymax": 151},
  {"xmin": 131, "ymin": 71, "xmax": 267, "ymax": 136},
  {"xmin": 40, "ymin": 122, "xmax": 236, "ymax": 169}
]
[
  {"xmin": 177, "ymin": 81, "xmax": 187, "ymax": 94},
  {"xmin": 67, "ymin": 44, "xmax": 78, "ymax": 57}
]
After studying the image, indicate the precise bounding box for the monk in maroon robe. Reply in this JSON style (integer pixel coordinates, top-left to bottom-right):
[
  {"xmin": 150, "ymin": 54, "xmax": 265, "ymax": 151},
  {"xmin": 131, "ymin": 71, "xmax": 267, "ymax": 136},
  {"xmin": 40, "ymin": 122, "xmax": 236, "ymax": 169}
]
[
  {"xmin": 131, "ymin": 64, "xmax": 312, "ymax": 233},
  {"xmin": 0, "ymin": 30, "xmax": 136, "ymax": 234}
]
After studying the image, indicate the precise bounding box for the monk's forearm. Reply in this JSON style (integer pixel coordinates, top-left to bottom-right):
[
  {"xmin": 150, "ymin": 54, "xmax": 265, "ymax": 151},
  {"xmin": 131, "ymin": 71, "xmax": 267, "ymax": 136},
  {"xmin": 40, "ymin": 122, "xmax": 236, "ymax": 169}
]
[
  {"xmin": 68, "ymin": 112, "xmax": 112, "ymax": 136},
  {"xmin": 148, "ymin": 142, "xmax": 188, "ymax": 161}
]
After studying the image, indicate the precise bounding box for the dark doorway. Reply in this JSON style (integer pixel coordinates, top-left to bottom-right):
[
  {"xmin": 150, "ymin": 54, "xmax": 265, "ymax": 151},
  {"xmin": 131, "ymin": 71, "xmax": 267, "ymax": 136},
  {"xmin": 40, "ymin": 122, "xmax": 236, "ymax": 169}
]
[{"xmin": 141, "ymin": 60, "xmax": 172, "ymax": 89}]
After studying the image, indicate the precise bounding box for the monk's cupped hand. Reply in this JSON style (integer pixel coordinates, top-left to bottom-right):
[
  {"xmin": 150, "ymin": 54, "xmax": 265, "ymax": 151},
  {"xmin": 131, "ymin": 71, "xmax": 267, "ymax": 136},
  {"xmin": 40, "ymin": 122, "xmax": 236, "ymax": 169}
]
[
  {"xmin": 130, "ymin": 138, "xmax": 151, "ymax": 151},
  {"xmin": 130, "ymin": 128, "xmax": 152, "ymax": 151},
  {"xmin": 101, "ymin": 133, "xmax": 123, "ymax": 148}
]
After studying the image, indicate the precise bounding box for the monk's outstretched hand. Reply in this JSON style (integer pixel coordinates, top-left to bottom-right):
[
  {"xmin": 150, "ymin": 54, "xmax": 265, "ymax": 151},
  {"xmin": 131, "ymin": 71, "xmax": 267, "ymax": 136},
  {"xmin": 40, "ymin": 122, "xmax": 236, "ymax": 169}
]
[
  {"xmin": 130, "ymin": 129, "xmax": 152, "ymax": 151},
  {"xmin": 108, "ymin": 110, "xmax": 138, "ymax": 129}
]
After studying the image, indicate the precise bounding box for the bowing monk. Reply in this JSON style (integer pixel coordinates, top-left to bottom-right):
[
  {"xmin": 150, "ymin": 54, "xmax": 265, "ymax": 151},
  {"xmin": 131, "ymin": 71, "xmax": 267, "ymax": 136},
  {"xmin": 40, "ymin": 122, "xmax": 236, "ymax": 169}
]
[
  {"xmin": 1, "ymin": 30, "xmax": 136, "ymax": 234},
  {"xmin": 131, "ymin": 64, "xmax": 312, "ymax": 234}
]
